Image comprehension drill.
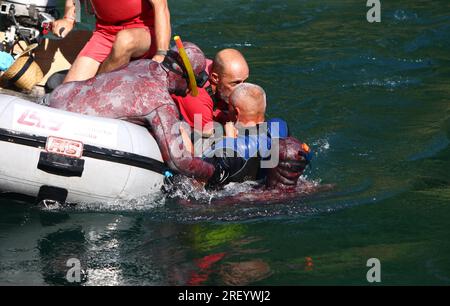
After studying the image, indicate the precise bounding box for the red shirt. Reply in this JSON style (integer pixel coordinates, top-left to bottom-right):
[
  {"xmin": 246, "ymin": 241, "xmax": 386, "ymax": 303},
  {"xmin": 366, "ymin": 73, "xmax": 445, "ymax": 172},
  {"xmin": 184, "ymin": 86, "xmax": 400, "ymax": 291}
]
[
  {"xmin": 90, "ymin": 0, "xmax": 154, "ymax": 25},
  {"xmin": 171, "ymin": 59, "xmax": 229, "ymax": 130},
  {"xmin": 171, "ymin": 88, "xmax": 229, "ymax": 129},
  {"xmin": 172, "ymin": 87, "xmax": 212, "ymax": 129}
]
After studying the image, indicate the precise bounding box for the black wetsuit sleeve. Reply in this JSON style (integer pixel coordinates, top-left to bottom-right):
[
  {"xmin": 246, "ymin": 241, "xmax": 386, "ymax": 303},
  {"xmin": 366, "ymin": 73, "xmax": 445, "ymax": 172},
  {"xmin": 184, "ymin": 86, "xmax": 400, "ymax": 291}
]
[{"xmin": 203, "ymin": 156, "xmax": 247, "ymax": 189}]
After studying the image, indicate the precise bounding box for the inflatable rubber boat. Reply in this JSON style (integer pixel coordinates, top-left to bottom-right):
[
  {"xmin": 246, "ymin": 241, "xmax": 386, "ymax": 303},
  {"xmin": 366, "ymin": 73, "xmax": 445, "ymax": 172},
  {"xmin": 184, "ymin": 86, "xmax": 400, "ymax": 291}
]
[{"xmin": 0, "ymin": 94, "xmax": 168, "ymax": 204}]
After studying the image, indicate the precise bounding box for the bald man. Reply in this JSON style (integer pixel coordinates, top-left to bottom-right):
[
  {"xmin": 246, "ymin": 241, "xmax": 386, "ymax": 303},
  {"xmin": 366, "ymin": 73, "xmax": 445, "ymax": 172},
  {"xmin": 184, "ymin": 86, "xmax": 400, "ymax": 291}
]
[
  {"xmin": 224, "ymin": 82, "xmax": 266, "ymax": 138},
  {"xmin": 201, "ymin": 83, "xmax": 270, "ymax": 189},
  {"xmin": 171, "ymin": 48, "xmax": 249, "ymax": 136},
  {"xmin": 172, "ymin": 83, "xmax": 312, "ymax": 191}
]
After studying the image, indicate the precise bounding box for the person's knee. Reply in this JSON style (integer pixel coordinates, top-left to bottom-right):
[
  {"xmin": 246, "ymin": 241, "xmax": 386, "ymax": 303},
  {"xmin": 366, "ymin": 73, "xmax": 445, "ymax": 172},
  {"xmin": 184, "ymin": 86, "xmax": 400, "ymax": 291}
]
[
  {"xmin": 64, "ymin": 56, "xmax": 100, "ymax": 83},
  {"xmin": 111, "ymin": 30, "xmax": 138, "ymax": 58}
]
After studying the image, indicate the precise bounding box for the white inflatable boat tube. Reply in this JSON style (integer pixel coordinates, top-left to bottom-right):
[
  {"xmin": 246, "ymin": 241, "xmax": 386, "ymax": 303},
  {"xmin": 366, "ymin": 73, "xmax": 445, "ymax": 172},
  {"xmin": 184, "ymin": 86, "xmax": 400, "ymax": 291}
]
[{"xmin": 0, "ymin": 94, "xmax": 166, "ymax": 204}]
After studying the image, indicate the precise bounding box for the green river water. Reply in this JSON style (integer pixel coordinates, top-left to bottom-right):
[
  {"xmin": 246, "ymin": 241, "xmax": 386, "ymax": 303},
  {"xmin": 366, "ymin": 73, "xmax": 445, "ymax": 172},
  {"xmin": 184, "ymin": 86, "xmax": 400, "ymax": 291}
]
[{"xmin": 0, "ymin": 0, "xmax": 449, "ymax": 285}]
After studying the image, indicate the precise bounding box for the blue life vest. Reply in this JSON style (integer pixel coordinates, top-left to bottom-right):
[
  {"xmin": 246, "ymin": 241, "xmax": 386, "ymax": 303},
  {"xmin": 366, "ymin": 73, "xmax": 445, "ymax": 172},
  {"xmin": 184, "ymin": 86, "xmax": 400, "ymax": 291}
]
[
  {"xmin": 202, "ymin": 118, "xmax": 300, "ymax": 188},
  {"xmin": 267, "ymin": 117, "xmax": 289, "ymax": 139},
  {"xmin": 202, "ymin": 120, "xmax": 288, "ymax": 160}
]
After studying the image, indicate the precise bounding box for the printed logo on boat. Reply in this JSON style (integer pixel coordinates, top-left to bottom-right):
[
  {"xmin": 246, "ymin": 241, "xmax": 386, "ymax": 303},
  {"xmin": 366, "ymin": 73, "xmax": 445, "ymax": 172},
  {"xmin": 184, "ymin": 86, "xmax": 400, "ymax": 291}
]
[
  {"xmin": 17, "ymin": 109, "xmax": 63, "ymax": 131},
  {"xmin": 12, "ymin": 104, "xmax": 118, "ymax": 148},
  {"xmin": 46, "ymin": 136, "xmax": 84, "ymax": 159}
]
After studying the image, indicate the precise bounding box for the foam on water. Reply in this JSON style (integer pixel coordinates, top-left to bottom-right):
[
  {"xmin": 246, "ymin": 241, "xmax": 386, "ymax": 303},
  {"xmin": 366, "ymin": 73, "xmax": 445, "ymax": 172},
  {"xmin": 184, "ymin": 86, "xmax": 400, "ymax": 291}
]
[
  {"xmin": 69, "ymin": 192, "xmax": 167, "ymax": 212},
  {"xmin": 312, "ymin": 138, "xmax": 330, "ymax": 153},
  {"xmin": 342, "ymin": 77, "xmax": 421, "ymax": 90}
]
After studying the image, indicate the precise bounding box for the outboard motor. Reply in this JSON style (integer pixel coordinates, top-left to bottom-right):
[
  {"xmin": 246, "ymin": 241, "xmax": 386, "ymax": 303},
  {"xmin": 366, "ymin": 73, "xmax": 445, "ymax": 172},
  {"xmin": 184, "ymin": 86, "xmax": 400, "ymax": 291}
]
[{"xmin": 0, "ymin": 0, "xmax": 59, "ymax": 51}]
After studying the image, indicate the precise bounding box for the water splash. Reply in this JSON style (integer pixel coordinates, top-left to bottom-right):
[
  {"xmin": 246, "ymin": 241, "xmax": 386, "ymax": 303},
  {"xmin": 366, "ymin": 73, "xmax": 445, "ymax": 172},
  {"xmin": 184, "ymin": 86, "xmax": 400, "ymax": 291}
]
[
  {"xmin": 312, "ymin": 138, "xmax": 330, "ymax": 154},
  {"xmin": 34, "ymin": 135, "xmax": 336, "ymax": 220},
  {"xmin": 72, "ymin": 192, "xmax": 167, "ymax": 212},
  {"xmin": 164, "ymin": 175, "xmax": 262, "ymax": 204},
  {"xmin": 154, "ymin": 176, "xmax": 336, "ymax": 222},
  {"xmin": 393, "ymin": 10, "xmax": 419, "ymax": 22}
]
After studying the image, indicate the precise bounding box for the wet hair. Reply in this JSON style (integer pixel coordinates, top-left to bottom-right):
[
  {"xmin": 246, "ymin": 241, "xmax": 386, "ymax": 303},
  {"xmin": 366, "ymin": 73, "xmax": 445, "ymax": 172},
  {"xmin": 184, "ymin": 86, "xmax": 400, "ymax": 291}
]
[
  {"xmin": 230, "ymin": 83, "xmax": 266, "ymax": 108},
  {"xmin": 230, "ymin": 83, "xmax": 266, "ymax": 121}
]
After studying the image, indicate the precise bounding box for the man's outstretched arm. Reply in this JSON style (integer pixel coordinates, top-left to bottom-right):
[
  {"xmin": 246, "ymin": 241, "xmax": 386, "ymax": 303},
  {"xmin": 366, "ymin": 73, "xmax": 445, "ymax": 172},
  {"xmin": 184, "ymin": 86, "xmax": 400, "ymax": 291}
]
[
  {"xmin": 52, "ymin": 0, "xmax": 76, "ymax": 38},
  {"xmin": 149, "ymin": 0, "xmax": 171, "ymax": 63},
  {"xmin": 145, "ymin": 104, "xmax": 215, "ymax": 180}
]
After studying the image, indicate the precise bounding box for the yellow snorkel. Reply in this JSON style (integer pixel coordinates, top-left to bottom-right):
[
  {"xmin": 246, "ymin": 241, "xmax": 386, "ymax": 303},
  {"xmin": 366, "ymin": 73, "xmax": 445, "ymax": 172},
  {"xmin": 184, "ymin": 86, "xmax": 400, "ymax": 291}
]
[{"xmin": 174, "ymin": 36, "xmax": 198, "ymax": 97}]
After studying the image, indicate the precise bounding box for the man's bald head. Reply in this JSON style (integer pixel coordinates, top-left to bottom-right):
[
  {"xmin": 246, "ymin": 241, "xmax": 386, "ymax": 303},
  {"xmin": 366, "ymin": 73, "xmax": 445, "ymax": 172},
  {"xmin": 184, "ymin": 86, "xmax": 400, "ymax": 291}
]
[
  {"xmin": 230, "ymin": 83, "xmax": 266, "ymax": 124},
  {"xmin": 212, "ymin": 49, "xmax": 248, "ymax": 75},
  {"xmin": 210, "ymin": 49, "xmax": 249, "ymax": 103}
]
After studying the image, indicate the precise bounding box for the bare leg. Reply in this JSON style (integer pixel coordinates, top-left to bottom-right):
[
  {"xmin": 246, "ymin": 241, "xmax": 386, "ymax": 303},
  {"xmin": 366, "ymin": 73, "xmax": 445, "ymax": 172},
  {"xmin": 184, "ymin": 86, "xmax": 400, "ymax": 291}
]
[
  {"xmin": 98, "ymin": 28, "xmax": 151, "ymax": 74},
  {"xmin": 63, "ymin": 56, "xmax": 101, "ymax": 83}
]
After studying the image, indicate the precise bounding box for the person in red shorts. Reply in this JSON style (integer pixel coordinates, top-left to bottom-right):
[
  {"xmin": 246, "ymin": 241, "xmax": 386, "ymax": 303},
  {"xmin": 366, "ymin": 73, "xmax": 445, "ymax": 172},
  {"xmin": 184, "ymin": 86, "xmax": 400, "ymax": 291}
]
[
  {"xmin": 52, "ymin": 0, "xmax": 171, "ymax": 83},
  {"xmin": 172, "ymin": 48, "xmax": 249, "ymax": 137}
]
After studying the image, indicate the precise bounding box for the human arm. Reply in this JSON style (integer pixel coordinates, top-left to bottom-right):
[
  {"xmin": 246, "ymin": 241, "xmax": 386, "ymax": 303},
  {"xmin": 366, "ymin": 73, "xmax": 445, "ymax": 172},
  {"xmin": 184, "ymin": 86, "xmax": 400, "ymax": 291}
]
[
  {"xmin": 149, "ymin": 0, "xmax": 171, "ymax": 63},
  {"xmin": 145, "ymin": 104, "xmax": 215, "ymax": 179},
  {"xmin": 52, "ymin": 0, "xmax": 76, "ymax": 38},
  {"xmin": 224, "ymin": 122, "xmax": 238, "ymax": 138},
  {"xmin": 179, "ymin": 125, "xmax": 194, "ymax": 155}
]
